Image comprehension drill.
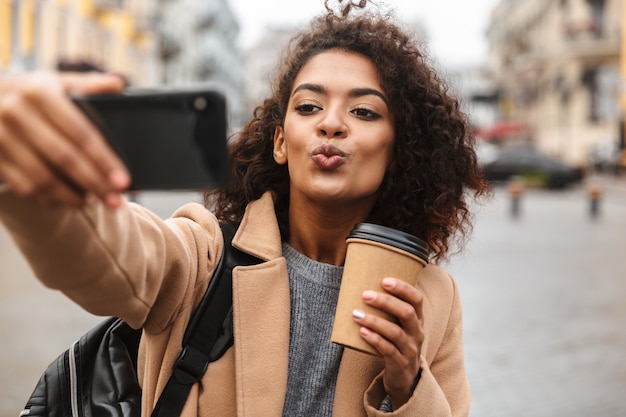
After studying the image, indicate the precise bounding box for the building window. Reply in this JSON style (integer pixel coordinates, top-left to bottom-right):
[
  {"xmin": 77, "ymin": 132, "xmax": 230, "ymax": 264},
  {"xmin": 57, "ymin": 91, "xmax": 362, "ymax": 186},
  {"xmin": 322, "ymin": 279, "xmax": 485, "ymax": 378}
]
[
  {"xmin": 587, "ymin": 0, "xmax": 606, "ymax": 36},
  {"xmin": 582, "ymin": 68, "xmax": 599, "ymax": 122},
  {"xmin": 581, "ymin": 66, "xmax": 619, "ymax": 123}
]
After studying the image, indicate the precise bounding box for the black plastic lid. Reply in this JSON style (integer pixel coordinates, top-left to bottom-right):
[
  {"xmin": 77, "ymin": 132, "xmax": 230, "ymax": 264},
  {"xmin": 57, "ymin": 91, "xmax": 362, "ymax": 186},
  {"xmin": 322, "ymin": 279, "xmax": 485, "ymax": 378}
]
[{"xmin": 347, "ymin": 223, "xmax": 430, "ymax": 263}]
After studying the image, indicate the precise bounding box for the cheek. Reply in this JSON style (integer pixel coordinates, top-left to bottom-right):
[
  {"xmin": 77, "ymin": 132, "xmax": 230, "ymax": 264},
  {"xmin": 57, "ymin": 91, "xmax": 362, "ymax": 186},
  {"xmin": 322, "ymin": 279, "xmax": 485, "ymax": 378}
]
[
  {"xmin": 281, "ymin": 122, "xmax": 308, "ymax": 158},
  {"xmin": 361, "ymin": 137, "xmax": 394, "ymax": 185},
  {"xmin": 377, "ymin": 135, "xmax": 395, "ymax": 170}
]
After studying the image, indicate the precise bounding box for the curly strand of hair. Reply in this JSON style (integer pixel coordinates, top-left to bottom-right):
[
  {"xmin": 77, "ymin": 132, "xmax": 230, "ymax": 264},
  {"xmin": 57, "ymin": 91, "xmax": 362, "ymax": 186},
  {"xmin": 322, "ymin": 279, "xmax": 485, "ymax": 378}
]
[{"xmin": 324, "ymin": 0, "xmax": 369, "ymax": 17}]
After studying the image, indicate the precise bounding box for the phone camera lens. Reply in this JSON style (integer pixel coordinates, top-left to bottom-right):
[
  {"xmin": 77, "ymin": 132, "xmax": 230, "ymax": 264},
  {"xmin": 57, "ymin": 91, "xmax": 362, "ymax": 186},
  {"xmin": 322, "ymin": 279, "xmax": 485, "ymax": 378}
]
[{"xmin": 193, "ymin": 97, "xmax": 208, "ymax": 111}]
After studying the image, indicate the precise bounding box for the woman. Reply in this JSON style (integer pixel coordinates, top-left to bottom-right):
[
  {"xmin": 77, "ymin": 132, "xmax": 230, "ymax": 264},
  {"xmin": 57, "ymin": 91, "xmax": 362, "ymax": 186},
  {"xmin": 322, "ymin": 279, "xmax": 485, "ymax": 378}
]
[{"xmin": 0, "ymin": 1, "xmax": 489, "ymax": 416}]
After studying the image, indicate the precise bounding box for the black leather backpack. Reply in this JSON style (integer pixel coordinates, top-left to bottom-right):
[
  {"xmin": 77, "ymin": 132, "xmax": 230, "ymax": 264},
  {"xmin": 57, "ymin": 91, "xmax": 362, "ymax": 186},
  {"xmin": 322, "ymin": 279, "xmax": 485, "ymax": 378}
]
[{"xmin": 21, "ymin": 222, "xmax": 261, "ymax": 417}]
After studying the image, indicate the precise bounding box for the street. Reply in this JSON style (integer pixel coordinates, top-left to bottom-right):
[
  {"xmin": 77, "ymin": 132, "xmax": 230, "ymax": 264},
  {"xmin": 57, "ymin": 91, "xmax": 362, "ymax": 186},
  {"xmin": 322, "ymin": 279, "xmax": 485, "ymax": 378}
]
[
  {"xmin": 1, "ymin": 182, "xmax": 625, "ymax": 416},
  {"xmin": 447, "ymin": 177, "xmax": 626, "ymax": 416}
]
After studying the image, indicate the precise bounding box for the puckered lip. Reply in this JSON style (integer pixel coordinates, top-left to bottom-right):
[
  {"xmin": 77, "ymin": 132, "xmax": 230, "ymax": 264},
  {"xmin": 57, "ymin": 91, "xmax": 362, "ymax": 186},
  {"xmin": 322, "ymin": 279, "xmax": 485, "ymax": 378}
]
[{"xmin": 311, "ymin": 143, "xmax": 348, "ymax": 157}]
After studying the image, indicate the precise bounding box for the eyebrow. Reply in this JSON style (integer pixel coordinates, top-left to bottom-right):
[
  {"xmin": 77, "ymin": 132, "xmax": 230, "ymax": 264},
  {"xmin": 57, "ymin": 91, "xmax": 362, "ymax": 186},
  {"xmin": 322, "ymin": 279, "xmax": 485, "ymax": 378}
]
[{"xmin": 292, "ymin": 83, "xmax": 388, "ymax": 105}]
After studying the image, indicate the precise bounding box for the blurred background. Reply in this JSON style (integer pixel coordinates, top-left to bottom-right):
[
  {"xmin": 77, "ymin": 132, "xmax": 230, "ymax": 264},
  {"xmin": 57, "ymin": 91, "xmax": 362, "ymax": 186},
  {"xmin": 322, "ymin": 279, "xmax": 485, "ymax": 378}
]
[{"xmin": 1, "ymin": 0, "xmax": 625, "ymax": 416}]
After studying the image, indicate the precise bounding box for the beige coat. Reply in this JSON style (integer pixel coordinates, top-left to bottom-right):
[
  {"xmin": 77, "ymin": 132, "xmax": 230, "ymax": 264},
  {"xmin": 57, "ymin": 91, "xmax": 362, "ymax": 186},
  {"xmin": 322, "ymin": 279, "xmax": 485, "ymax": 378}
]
[{"xmin": 0, "ymin": 188, "xmax": 470, "ymax": 417}]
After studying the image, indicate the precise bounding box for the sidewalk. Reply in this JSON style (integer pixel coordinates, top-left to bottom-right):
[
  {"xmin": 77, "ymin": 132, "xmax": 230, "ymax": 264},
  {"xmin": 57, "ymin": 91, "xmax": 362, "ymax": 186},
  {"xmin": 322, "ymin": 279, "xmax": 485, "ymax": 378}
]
[
  {"xmin": 447, "ymin": 185, "xmax": 626, "ymax": 417},
  {"xmin": 585, "ymin": 172, "xmax": 626, "ymax": 195}
]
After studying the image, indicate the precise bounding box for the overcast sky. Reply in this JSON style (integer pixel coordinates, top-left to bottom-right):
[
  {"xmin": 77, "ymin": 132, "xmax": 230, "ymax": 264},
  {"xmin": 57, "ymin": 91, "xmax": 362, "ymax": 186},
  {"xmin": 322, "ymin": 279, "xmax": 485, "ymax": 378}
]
[{"xmin": 228, "ymin": 0, "xmax": 500, "ymax": 68}]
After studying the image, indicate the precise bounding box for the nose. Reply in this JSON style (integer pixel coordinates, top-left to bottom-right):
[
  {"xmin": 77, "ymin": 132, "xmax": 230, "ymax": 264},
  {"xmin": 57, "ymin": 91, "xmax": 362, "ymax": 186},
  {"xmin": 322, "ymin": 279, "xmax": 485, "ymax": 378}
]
[{"xmin": 317, "ymin": 107, "xmax": 347, "ymax": 139}]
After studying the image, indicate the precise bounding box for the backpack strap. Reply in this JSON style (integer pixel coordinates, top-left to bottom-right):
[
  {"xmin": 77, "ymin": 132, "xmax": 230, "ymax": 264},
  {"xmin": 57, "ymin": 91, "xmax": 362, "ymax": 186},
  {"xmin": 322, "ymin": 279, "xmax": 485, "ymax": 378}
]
[{"xmin": 151, "ymin": 221, "xmax": 262, "ymax": 417}]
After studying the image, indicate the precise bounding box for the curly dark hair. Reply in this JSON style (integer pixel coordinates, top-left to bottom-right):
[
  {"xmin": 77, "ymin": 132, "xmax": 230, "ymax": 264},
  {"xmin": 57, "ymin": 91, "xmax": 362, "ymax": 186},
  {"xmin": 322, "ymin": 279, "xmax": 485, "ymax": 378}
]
[{"xmin": 205, "ymin": 0, "xmax": 490, "ymax": 262}]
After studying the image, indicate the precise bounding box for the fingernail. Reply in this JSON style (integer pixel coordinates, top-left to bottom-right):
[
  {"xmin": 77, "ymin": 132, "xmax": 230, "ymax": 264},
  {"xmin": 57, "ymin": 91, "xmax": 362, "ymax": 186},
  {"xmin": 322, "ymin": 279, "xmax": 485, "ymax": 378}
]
[
  {"xmin": 109, "ymin": 170, "xmax": 130, "ymax": 189},
  {"xmin": 363, "ymin": 290, "xmax": 377, "ymax": 301},
  {"xmin": 352, "ymin": 309, "xmax": 366, "ymax": 320},
  {"xmin": 382, "ymin": 278, "xmax": 396, "ymax": 289}
]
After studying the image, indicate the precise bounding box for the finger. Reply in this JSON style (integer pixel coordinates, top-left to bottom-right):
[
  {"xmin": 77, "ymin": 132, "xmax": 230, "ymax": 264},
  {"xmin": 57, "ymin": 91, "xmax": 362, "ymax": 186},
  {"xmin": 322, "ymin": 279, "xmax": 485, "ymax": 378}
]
[
  {"xmin": 353, "ymin": 309, "xmax": 421, "ymax": 403},
  {"xmin": 29, "ymin": 106, "xmax": 124, "ymax": 197},
  {"xmin": 358, "ymin": 325, "xmax": 401, "ymax": 358},
  {"xmin": 0, "ymin": 85, "xmax": 95, "ymax": 206},
  {"xmin": 353, "ymin": 310, "xmax": 408, "ymax": 357},
  {"xmin": 362, "ymin": 287, "xmax": 425, "ymax": 357},
  {"xmin": 0, "ymin": 150, "xmax": 84, "ymax": 206},
  {"xmin": 21, "ymin": 76, "xmax": 130, "ymax": 194},
  {"xmin": 363, "ymin": 288, "xmax": 422, "ymax": 332},
  {"xmin": 353, "ymin": 310, "xmax": 408, "ymax": 358},
  {"xmin": 2, "ymin": 93, "xmax": 124, "ymax": 201},
  {"xmin": 46, "ymin": 78, "xmax": 130, "ymax": 188},
  {"xmin": 381, "ymin": 278, "xmax": 424, "ymax": 328},
  {"xmin": 59, "ymin": 72, "xmax": 126, "ymax": 95},
  {"xmin": 382, "ymin": 278, "xmax": 424, "ymax": 314},
  {"xmin": 25, "ymin": 71, "xmax": 129, "ymax": 186}
]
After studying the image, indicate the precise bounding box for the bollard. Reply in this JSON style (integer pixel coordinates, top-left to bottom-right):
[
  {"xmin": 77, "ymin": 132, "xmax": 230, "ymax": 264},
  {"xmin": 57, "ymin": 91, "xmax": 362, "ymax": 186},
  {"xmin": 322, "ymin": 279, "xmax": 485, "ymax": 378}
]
[
  {"xmin": 586, "ymin": 182, "xmax": 603, "ymax": 219},
  {"xmin": 507, "ymin": 178, "xmax": 526, "ymax": 218}
]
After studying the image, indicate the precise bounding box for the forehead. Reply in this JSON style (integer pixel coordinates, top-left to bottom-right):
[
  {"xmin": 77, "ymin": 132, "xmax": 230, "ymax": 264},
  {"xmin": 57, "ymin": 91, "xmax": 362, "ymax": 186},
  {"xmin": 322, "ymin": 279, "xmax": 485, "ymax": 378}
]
[{"xmin": 293, "ymin": 49, "xmax": 384, "ymax": 92}]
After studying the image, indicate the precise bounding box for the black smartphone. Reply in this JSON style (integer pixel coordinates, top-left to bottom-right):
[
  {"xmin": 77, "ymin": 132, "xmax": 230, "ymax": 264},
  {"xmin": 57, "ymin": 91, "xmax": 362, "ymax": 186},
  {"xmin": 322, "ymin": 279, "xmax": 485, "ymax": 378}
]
[{"xmin": 71, "ymin": 89, "xmax": 229, "ymax": 191}]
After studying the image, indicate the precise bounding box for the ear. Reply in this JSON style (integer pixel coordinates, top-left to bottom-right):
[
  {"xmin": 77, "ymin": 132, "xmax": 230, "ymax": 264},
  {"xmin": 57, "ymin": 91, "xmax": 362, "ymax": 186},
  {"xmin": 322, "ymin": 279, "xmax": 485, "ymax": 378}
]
[{"xmin": 273, "ymin": 125, "xmax": 288, "ymax": 165}]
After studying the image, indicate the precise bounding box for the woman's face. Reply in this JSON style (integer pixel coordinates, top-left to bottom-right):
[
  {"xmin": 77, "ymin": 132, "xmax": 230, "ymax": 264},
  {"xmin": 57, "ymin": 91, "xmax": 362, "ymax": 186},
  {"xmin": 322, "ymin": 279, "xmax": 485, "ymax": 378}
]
[{"xmin": 273, "ymin": 49, "xmax": 395, "ymax": 211}]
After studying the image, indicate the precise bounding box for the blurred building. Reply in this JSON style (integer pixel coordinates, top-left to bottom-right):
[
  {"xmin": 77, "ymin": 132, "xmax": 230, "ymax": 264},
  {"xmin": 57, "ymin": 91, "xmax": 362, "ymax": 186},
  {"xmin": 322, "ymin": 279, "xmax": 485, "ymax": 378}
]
[
  {"xmin": 241, "ymin": 25, "xmax": 293, "ymax": 119},
  {"xmin": 1, "ymin": 0, "xmax": 159, "ymax": 84},
  {"xmin": 0, "ymin": 0, "xmax": 245, "ymax": 128},
  {"xmin": 447, "ymin": 65, "xmax": 500, "ymax": 130},
  {"xmin": 486, "ymin": 0, "xmax": 623, "ymax": 166},
  {"xmin": 156, "ymin": 0, "xmax": 244, "ymax": 128}
]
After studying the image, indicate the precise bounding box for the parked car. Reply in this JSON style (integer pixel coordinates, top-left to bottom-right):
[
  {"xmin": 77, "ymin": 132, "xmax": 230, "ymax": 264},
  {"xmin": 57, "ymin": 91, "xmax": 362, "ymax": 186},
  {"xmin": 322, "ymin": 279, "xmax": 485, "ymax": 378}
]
[
  {"xmin": 475, "ymin": 139, "xmax": 500, "ymax": 165},
  {"xmin": 481, "ymin": 148, "xmax": 585, "ymax": 189}
]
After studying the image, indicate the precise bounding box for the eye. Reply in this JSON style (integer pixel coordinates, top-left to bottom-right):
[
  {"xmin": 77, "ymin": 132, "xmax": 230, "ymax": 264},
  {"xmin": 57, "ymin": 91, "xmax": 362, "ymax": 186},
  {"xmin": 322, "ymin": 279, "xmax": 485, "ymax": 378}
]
[
  {"xmin": 351, "ymin": 107, "xmax": 381, "ymax": 120},
  {"xmin": 294, "ymin": 103, "xmax": 322, "ymax": 114}
]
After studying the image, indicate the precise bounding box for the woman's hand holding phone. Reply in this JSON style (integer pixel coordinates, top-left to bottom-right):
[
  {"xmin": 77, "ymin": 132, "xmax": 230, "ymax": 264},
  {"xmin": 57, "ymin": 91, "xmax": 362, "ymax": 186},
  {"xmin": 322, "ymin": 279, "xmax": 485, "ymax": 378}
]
[{"xmin": 0, "ymin": 71, "xmax": 130, "ymax": 208}]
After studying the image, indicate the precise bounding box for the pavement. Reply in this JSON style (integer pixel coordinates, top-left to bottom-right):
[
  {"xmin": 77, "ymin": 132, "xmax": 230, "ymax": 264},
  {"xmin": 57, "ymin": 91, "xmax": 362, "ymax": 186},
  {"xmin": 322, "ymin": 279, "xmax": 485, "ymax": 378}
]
[
  {"xmin": 1, "ymin": 182, "xmax": 625, "ymax": 416},
  {"xmin": 446, "ymin": 175, "xmax": 626, "ymax": 417}
]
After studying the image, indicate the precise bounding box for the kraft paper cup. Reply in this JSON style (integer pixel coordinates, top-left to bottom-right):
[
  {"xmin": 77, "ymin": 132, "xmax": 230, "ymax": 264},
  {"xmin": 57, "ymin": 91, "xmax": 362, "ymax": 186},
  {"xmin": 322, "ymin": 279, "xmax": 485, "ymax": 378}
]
[{"xmin": 331, "ymin": 223, "xmax": 429, "ymax": 356}]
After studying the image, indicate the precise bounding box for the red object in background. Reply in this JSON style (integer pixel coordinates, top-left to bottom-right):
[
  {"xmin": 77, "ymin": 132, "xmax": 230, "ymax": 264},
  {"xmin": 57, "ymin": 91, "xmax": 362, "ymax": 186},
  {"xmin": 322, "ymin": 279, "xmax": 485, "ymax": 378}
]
[{"xmin": 476, "ymin": 121, "xmax": 531, "ymax": 142}]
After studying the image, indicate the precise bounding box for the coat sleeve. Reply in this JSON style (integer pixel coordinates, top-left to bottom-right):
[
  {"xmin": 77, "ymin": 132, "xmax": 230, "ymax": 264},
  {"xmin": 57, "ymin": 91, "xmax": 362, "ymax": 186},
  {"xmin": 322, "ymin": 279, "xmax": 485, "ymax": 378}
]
[
  {"xmin": 363, "ymin": 275, "xmax": 471, "ymax": 417},
  {"xmin": 0, "ymin": 187, "xmax": 223, "ymax": 334}
]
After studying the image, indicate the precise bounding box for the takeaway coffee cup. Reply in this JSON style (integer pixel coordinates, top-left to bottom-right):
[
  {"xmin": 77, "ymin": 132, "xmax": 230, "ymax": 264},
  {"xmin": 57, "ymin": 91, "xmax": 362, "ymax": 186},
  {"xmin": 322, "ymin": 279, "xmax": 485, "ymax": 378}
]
[{"xmin": 331, "ymin": 223, "xmax": 430, "ymax": 355}]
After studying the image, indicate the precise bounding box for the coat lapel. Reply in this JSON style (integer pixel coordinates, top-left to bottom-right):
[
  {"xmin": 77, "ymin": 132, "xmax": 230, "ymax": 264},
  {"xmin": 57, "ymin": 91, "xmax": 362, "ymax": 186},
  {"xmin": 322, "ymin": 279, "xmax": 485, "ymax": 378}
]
[
  {"xmin": 232, "ymin": 261, "xmax": 290, "ymax": 417},
  {"xmin": 230, "ymin": 193, "xmax": 291, "ymax": 417}
]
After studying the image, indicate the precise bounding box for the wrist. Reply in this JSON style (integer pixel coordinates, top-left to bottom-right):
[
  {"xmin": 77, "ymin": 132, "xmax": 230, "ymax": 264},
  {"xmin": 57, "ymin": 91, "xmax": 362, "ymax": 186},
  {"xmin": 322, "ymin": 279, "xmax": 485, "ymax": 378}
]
[{"xmin": 387, "ymin": 367, "xmax": 422, "ymax": 410}]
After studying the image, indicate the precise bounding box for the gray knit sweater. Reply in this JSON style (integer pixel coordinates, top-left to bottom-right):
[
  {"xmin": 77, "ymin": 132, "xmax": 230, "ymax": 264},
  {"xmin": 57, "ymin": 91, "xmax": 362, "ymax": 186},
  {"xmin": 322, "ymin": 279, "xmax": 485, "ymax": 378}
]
[{"xmin": 281, "ymin": 243, "xmax": 344, "ymax": 417}]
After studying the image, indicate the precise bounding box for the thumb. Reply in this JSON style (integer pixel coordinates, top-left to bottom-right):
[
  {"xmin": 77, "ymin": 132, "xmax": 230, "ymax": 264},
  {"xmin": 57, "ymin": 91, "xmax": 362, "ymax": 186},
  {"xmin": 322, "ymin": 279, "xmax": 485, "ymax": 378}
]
[{"xmin": 60, "ymin": 72, "xmax": 126, "ymax": 95}]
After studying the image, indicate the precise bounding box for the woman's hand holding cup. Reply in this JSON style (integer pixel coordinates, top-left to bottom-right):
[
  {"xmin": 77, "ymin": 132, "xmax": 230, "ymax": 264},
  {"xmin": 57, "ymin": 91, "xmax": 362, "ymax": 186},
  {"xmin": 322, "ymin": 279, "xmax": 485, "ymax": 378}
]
[
  {"xmin": 352, "ymin": 277, "xmax": 425, "ymax": 409},
  {"xmin": 331, "ymin": 223, "xmax": 430, "ymax": 409}
]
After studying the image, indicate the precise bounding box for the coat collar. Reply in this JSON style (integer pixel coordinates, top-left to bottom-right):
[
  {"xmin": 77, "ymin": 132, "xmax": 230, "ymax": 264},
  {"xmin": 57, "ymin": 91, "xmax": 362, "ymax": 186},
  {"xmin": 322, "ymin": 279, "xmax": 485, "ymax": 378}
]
[{"xmin": 231, "ymin": 192, "xmax": 282, "ymax": 262}]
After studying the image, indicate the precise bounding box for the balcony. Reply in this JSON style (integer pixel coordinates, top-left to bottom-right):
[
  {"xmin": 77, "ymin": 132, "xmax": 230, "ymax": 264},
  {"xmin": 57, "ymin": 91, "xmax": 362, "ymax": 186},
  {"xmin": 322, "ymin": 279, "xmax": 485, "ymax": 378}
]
[{"xmin": 562, "ymin": 18, "xmax": 620, "ymax": 61}]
